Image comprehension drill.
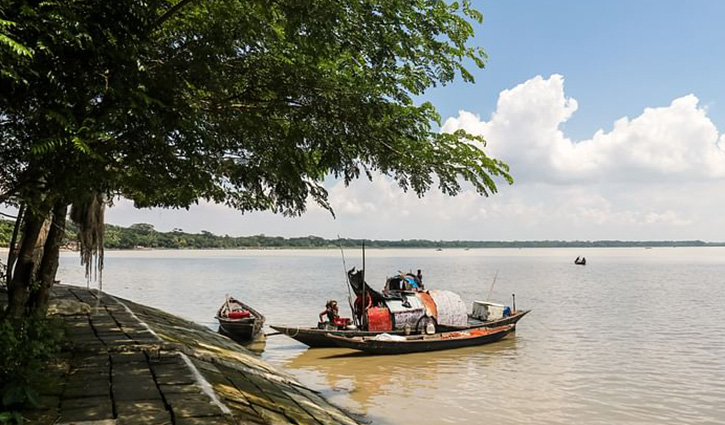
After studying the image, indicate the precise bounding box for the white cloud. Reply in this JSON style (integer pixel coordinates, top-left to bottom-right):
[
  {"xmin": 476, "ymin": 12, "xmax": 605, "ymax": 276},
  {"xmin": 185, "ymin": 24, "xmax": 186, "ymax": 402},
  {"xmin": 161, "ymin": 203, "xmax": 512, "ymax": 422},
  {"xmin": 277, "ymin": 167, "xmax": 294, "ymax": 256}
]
[{"xmin": 443, "ymin": 75, "xmax": 725, "ymax": 184}]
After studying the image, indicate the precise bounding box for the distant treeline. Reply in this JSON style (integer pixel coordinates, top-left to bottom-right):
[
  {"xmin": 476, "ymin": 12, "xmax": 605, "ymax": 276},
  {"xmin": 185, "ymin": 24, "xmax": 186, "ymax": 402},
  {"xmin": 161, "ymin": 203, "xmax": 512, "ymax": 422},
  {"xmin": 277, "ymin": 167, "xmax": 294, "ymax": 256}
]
[{"xmin": 0, "ymin": 219, "xmax": 723, "ymax": 249}]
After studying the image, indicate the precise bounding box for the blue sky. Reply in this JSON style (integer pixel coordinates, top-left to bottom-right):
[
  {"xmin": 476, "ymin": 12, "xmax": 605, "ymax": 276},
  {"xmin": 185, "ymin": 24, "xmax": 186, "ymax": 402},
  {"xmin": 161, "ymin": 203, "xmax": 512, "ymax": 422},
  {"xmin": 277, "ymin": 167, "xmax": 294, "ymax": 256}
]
[
  {"xmin": 427, "ymin": 0, "xmax": 725, "ymax": 141},
  {"xmin": 105, "ymin": 1, "xmax": 725, "ymax": 241}
]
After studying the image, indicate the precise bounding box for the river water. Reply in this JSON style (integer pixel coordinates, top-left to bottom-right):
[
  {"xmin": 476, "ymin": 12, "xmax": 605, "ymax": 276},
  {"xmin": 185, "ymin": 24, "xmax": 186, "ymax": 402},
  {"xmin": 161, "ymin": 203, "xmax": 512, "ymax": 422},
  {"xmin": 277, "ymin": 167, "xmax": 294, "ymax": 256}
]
[{"xmin": 55, "ymin": 248, "xmax": 725, "ymax": 425}]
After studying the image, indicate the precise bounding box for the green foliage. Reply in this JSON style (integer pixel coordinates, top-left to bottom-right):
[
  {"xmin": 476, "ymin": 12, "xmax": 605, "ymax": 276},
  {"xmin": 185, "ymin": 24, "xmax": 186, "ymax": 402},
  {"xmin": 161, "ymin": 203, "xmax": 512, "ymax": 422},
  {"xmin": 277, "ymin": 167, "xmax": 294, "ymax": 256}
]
[
  {"xmin": 1, "ymin": 0, "xmax": 510, "ymax": 220},
  {"xmin": 0, "ymin": 316, "xmax": 63, "ymax": 422},
  {"xmin": 0, "ymin": 411, "xmax": 23, "ymax": 425},
  {"xmin": 1, "ymin": 219, "xmax": 712, "ymax": 250},
  {"xmin": 0, "ymin": 17, "xmax": 33, "ymax": 59},
  {"xmin": 0, "ymin": 219, "xmax": 12, "ymax": 247}
]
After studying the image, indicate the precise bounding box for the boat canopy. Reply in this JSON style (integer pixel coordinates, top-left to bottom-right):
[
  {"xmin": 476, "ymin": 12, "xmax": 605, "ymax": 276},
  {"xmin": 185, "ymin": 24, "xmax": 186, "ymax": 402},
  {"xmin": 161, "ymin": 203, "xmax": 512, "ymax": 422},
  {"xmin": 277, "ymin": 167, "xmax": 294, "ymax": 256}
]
[{"xmin": 347, "ymin": 268, "xmax": 386, "ymax": 302}]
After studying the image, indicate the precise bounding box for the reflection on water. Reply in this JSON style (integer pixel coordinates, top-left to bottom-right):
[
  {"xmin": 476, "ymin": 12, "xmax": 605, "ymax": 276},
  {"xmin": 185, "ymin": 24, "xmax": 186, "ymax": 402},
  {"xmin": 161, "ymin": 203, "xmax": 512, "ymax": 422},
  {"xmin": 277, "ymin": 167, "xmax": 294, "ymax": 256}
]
[
  {"xmin": 285, "ymin": 336, "xmax": 519, "ymax": 417},
  {"xmin": 234, "ymin": 333, "xmax": 267, "ymax": 356},
  {"xmin": 55, "ymin": 248, "xmax": 725, "ymax": 425}
]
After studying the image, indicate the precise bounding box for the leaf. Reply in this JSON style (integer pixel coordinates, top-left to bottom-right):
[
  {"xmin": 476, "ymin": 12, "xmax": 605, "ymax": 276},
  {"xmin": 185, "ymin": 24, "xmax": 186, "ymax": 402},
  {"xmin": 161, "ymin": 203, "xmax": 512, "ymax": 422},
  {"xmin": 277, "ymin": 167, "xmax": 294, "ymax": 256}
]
[{"xmin": 0, "ymin": 34, "xmax": 34, "ymax": 57}]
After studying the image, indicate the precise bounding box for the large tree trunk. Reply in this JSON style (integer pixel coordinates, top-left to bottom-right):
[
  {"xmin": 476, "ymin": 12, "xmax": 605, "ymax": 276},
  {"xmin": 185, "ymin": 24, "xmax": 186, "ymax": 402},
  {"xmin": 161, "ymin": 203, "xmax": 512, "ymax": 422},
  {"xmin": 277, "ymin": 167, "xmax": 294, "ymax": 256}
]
[
  {"xmin": 5, "ymin": 207, "xmax": 47, "ymax": 318},
  {"xmin": 28, "ymin": 203, "xmax": 68, "ymax": 316},
  {"xmin": 5, "ymin": 204, "xmax": 25, "ymax": 287}
]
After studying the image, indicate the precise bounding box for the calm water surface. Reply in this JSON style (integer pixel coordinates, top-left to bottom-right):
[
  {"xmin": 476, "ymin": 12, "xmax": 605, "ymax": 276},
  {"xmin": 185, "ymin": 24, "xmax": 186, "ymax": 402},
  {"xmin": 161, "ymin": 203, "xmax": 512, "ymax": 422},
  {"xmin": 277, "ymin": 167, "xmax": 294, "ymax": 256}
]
[{"xmin": 57, "ymin": 248, "xmax": 725, "ymax": 425}]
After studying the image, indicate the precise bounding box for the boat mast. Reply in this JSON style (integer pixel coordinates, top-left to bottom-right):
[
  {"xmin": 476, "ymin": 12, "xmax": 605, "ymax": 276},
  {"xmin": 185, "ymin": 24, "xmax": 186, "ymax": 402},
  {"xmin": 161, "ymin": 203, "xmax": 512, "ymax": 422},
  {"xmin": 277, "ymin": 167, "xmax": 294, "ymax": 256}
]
[
  {"xmin": 362, "ymin": 240, "xmax": 368, "ymax": 329},
  {"xmin": 337, "ymin": 235, "xmax": 358, "ymax": 327},
  {"xmin": 486, "ymin": 270, "xmax": 499, "ymax": 301}
]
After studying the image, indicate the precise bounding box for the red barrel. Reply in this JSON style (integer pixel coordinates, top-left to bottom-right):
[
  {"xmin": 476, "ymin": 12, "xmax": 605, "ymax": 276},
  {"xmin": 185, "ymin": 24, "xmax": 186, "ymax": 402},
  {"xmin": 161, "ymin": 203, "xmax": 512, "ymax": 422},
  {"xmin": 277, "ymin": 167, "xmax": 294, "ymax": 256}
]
[{"xmin": 366, "ymin": 307, "xmax": 392, "ymax": 331}]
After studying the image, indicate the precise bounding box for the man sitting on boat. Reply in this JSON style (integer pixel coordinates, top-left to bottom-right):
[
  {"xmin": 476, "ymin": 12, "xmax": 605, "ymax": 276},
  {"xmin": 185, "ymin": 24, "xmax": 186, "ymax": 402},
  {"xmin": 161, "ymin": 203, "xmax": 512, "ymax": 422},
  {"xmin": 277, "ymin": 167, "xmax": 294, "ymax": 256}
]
[
  {"xmin": 318, "ymin": 300, "xmax": 353, "ymax": 330},
  {"xmin": 319, "ymin": 299, "xmax": 339, "ymax": 324}
]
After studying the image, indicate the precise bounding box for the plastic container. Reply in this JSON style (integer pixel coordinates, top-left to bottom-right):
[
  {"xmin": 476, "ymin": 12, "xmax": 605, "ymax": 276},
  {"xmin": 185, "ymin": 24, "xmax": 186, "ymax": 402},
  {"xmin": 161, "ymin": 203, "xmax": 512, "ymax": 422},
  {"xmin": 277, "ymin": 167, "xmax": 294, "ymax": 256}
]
[
  {"xmin": 472, "ymin": 301, "xmax": 505, "ymax": 321},
  {"xmin": 366, "ymin": 307, "xmax": 393, "ymax": 331}
]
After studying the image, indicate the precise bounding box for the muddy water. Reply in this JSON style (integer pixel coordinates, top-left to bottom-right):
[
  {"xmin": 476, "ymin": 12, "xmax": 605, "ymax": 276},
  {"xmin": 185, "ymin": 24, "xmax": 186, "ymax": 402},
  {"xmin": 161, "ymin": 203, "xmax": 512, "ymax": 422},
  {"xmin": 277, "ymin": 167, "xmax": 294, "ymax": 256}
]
[{"xmin": 56, "ymin": 248, "xmax": 725, "ymax": 424}]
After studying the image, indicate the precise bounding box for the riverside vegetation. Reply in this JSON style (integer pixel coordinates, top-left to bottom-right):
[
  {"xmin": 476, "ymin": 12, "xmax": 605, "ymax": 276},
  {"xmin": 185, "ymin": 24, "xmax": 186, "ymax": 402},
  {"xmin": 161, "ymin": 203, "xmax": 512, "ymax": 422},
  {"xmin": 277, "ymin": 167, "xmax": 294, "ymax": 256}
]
[{"xmin": 0, "ymin": 219, "xmax": 718, "ymax": 250}]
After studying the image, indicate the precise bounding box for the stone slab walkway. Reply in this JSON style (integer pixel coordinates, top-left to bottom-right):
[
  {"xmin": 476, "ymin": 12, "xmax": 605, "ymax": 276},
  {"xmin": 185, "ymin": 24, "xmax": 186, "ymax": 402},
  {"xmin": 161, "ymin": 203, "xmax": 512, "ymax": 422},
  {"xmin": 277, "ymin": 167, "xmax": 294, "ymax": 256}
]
[{"xmin": 17, "ymin": 285, "xmax": 362, "ymax": 425}]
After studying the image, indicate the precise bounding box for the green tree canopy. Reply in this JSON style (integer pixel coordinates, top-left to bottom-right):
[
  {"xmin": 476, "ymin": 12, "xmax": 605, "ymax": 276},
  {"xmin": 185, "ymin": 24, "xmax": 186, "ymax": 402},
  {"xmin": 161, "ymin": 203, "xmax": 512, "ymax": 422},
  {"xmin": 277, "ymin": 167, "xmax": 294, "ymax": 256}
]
[{"xmin": 0, "ymin": 0, "xmax": 511, "ymax": 317}]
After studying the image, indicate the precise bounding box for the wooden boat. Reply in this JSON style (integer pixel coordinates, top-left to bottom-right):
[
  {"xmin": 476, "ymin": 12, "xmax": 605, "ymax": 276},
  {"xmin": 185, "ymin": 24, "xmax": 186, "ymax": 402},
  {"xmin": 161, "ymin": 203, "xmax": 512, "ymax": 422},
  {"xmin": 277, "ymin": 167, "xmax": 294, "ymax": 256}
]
[
  {"xmin": 328, "ymin": 325, "xmax": 514, "ymax": 355},
  {"xmin": 216, "ymin": 296, "xmax": 265, "ymax": 342},
  {"xmin": 269, "ymin": 325, "xmax": 406, "ymax": 348},
  {"xmin": 270, "ymin": 309, "xmax": 530, "ymax": 348}
]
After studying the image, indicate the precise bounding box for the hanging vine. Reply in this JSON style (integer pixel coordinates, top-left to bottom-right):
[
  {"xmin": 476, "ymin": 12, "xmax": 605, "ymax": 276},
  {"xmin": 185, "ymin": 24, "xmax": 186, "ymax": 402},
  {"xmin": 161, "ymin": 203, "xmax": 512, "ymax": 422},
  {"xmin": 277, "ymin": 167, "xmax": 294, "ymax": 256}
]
[{"xmin": 70, "ymin": 193, "xmax": 105, "ymax": 285}]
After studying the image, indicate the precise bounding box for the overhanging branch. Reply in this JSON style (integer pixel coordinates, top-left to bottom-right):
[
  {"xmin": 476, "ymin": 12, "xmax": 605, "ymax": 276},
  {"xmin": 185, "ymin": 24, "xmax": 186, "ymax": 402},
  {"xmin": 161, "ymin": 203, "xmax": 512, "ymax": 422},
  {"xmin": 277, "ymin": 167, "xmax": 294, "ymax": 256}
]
[{"xmin": 149, "ymin": 0, "xmax": 196, "ymax": 33}]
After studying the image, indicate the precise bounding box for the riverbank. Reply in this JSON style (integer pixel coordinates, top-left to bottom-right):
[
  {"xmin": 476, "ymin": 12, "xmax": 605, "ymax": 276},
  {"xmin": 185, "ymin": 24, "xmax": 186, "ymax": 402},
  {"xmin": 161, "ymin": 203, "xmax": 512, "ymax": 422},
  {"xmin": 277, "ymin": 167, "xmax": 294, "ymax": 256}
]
[
  {"xmin": 5, "ymin": 284, "xmax": 362, "ymax": 425},
  {"xmin": 2, "ymin": 218, "xmax": 722, "ymax": 249}
]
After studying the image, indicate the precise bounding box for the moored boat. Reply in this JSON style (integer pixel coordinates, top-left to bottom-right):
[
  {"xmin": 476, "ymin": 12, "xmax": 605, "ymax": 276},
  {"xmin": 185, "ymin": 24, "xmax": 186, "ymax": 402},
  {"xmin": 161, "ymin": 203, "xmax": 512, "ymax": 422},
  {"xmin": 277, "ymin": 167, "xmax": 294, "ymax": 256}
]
[
  {"xmin": 216, "ymin": 296, "xmax": 265, "ymax": 342},
  {"xmin": 270, "ymin": 309, "xmax": 529, "ymax": 348},
  {"xmin": 273, "ymin": 267, "xmax": 529, "ymax": 348},
  {"xmin": 328, "ymin": 324, "xmax": 514, "ymax": 355}
]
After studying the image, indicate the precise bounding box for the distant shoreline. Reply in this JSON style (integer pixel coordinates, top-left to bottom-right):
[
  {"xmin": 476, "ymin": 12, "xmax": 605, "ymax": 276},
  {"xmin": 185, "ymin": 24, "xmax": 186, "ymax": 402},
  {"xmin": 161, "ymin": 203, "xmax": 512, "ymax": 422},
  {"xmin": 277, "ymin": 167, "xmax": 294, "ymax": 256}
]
[
  {"xmin": 2, "ymin": 245, "xmax": 724, "ymax": 254},
  {"xmin": 2, "ymin": 219, "xmax": 723, "ymax": 250}
]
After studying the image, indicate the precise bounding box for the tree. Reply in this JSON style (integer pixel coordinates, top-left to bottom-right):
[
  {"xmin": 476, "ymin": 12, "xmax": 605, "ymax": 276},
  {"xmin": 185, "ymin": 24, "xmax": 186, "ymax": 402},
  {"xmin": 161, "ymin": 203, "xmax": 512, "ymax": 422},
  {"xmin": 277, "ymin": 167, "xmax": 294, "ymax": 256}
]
[{"xmin": 0, "ymin": 0, "xmax": 512, "ymax": 317}]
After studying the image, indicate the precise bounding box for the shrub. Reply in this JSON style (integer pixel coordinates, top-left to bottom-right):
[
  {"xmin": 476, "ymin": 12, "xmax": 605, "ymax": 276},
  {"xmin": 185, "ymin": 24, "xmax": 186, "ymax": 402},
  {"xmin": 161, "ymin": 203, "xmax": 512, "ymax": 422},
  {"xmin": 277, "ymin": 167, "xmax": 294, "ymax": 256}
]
[{"xmin": 0, "ymin": 316, "xmax": 64, "ymax": 424}]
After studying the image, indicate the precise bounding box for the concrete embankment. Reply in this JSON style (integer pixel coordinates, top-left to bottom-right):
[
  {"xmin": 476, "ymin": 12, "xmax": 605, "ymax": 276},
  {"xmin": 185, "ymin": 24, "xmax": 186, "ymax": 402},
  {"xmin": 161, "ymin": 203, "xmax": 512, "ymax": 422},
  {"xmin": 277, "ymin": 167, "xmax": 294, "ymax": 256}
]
[{"xmin": 14, "ymin": 284, "xmax": 362, "ymax": 425}]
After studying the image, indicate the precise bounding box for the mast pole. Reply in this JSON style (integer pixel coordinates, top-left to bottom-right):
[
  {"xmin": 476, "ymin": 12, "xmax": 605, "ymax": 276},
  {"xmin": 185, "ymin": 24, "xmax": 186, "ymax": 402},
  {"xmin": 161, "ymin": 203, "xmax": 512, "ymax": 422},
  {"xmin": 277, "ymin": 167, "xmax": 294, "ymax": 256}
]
[
  {"xmin": 337, "ymin": 235, "xmax": 358, "ymax": 327},
  {"xmin": 362, "ymin": 240, "xmax": 367, "ymax": 329}
]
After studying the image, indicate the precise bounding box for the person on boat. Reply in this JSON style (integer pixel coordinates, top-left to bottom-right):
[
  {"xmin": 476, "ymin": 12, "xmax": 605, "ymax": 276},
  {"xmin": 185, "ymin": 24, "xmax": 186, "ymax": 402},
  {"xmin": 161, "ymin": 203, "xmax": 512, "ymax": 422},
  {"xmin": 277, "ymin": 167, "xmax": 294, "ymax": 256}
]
[
  {"xmin": 415, "ymin": 269, "xmax": 424, "ymax": 289},
  {"xmin": 403, "ymin": 274, "xmax": 419, "ymax": 291},
  {"xmin": 319, "ymin": 300, "xmax": 339, "ymax": 324},
  {"xmin": 581, "ymin": 257, "xmax": 587, "ymax": 265},
  {"xmin": 574, "ymin": 256, "xmax": 581, "ymax": 264}
]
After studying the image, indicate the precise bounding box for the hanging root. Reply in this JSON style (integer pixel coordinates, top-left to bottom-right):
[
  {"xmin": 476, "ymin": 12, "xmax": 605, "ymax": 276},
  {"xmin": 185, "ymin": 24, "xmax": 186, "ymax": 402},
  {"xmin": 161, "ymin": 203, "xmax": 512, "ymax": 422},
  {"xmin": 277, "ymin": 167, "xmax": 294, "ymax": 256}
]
[{"xmin": 70, "ymin": 193, "xmax": 105, "ymax": 285}]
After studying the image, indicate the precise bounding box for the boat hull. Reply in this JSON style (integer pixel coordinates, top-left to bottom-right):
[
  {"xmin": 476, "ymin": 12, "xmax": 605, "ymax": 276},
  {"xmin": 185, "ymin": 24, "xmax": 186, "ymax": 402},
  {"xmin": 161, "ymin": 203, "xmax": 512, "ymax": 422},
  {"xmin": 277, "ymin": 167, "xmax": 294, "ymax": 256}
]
[
  {"xmin": 462, "ymin": 309, "xmax": 531, "ymax": 329},
  {"xmin": 218, "ymin": 318, "xmax": 263, "ymax": 342},
  {"xmin": 329, "ymin": 325, "xmax": 513, "ymax": 355},
  {"xmin": 269, "ymin": 325, "xmax": 407, "ymax": 348},
  {"xmin": 271, "ymin": 309, "xmax": 530, "ymax": 348}
]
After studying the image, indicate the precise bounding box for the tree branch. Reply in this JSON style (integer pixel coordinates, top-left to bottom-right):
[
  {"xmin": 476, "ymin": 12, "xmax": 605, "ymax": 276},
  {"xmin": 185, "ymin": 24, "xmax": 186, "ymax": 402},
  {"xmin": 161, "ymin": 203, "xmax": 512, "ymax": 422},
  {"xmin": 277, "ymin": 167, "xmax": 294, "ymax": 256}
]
[{"xmin": 149, "ymin": 0, "xmax": 196, "ymax": 33}]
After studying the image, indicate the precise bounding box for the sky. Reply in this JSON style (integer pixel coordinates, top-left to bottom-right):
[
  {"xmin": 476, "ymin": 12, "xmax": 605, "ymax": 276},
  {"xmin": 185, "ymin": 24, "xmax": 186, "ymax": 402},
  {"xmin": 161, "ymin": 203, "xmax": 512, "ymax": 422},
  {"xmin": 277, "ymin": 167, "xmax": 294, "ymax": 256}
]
[{"xmin": 106, "ymin": 0, "xmax": 725, "ymax": 241}]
